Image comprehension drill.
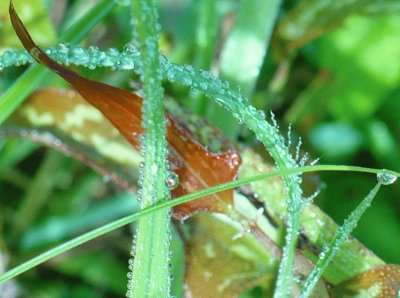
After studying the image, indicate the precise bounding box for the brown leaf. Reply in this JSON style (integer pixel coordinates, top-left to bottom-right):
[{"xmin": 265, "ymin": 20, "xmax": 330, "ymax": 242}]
[
  {"xmin": 331, "ymin": 264, "xmax": 400, "ymax": 298},
  {"xmin": 9, "ymin": 2, "xmax": 242, "ymax": 219}
]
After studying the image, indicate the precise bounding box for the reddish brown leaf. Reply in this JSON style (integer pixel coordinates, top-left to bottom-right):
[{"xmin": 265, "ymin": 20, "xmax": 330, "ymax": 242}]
[{"xmin": 9, "ymin": 2, "xmax": 242, "ymax": 219}]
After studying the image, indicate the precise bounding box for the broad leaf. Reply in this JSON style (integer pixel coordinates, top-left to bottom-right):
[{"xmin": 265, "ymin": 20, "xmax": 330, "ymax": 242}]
[
  {"xmin": 183, "ymin": 213, "xmax": 330, "ymax": 297},
  {"xmin": 184, "ymin": 213, "xmax": 276, "ymax": 297}
]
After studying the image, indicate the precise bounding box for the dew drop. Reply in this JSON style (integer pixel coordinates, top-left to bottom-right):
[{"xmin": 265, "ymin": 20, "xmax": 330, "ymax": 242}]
[
  {"xmin": 166, "ymin": 171, "xmax": 179, "ymax": 190},
  {"xmin": 150, "ymin": 164, "xmax": 158, "ymax": 175},
  {"xmin": 182, "ymin": 76, "xmax": 192, "ymax": 86},
  {"xmin": 71, "ymin": 46, "xmax": 89, "ymax": 64},
  {"xmin": 377, "ymin": 169, "xmax": 397, "ymax": 185},
  {"xmin": 120, "ymin": 56, "xmax": 135, "ymax": 69},
  {"xmin": 58, "ymin": 43, "xmax": 70, "ymax": 54},
  {"xmin": 228, "ymin": 152, "xmax": 241, "ymax": 169},
  {"xmin": 257, "ymin": 109, "xmax": 266, "ymax": 119}
]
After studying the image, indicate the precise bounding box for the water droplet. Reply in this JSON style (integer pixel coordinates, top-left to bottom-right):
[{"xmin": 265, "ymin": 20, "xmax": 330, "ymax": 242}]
[
  {"xmin": 71, "ymin": 46, "xmax": 89, "ymax": 64},
  {"xmin": 228, "ymin": 152, "xmax": 241, "ymax": 169},
  {"xmin": 166, "ymin": 171, "xmax": 179, "ymax": 190},
  {"xmin": 182, "ymin": 76, "xmax": 192, "ymax": 86},
  {"xmin": 150, "ymin": 164, "xmax": 158, "ymax": 175},
  {"xmin": 257, "ymin": 109, "xmax": 266, "ymax": 119},
  {"xmin": 377, "ymin": 169, "xmax": 397, "ymax": 185},
  {"xmin": 58, "ymin": 43, "xmax": 70, "ymax": 54},
  {"xmin": 120, "ymin": 56, "xmax": 135, "ymax": 69}
]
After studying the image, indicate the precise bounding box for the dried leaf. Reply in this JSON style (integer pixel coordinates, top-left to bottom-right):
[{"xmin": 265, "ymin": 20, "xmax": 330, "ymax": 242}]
[
  {"xmin": 331, "ymin": 264, "xmax": 400, "ymax": 298},
  {"xmin": 8, "ymin": 2, "xmax": 242, "ymax": 219}
]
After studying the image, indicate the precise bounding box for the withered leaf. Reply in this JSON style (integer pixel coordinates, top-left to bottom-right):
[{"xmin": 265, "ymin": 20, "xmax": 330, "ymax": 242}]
[
  {"xmin": 9, "ymin": 1, "xmax": 242, "ymax": 219},
  {"xmin": 331, "ymin": 264, "xmax": 400, "ymax": 298}
]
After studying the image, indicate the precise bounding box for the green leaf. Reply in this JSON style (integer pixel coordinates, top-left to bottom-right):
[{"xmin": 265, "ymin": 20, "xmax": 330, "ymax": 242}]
[
  {"xmin": 206, "ymin": 0, "xmax": 282, "ymax": 138},
  {"xmin": 0, "ymin": 0, "xmax": 56, "ymax": 50},
  {"xmin": 277, "ymin": 0, "xmax": 400, "ymax": 52},
  {"xmin": 315, "ymin": 15, "xmax": 400, "ymax": 121}
]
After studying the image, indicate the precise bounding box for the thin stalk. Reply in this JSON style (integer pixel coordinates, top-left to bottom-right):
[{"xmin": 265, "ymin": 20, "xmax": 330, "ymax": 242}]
[
  {"xmin": 128, "ymin": 0, "xmax": 171, "ymax": 297},
  {"xmin": 0, "ymin": 0, "xmax": 117, "ymax": 125},
  {"xmin": 0, "ymin": 165, "xmax": 396, "ymax": 285},
  {"xmin": 299, "ymin": 181, "xmax": 383, "ymax": 297}
]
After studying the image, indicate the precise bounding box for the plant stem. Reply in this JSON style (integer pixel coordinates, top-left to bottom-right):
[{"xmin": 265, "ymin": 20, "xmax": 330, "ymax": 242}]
[
  {"xmin": 0, "ymin": 0, "xmax": 117, "ymax": 125},
  {"xmin": 299, "ymin": 181, "xmax": 382, "ymax": 297},
  {"xmin": 127, "ymin": 0, "xmax": 171, "ymax": 297}
]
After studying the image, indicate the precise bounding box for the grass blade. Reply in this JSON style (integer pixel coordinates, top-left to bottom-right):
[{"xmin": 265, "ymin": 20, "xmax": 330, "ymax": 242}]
[
  {"xmin": 300, "ymin": 179, "xmax": 386, "ymax": 297},
  {"xmin": 127, "ymin": 0, "xmax": 171, "ymax": 297}
]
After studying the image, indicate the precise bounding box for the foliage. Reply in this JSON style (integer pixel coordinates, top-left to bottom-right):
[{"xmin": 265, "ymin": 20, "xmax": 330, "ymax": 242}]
[{"xmin": 0, "ymin": 0, "xmax": 399, "ymax": 297}]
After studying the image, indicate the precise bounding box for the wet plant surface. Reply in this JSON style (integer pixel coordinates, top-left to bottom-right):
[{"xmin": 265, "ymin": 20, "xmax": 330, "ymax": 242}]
[{"xmin": 0, "ymin": 0, "xmax": 399, "ymax": 297}]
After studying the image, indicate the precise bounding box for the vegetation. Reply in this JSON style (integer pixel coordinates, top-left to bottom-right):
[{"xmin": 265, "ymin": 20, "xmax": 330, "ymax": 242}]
[{"xmin": 0, "ymin": 0, "xmax": 399, "ymax": 297}]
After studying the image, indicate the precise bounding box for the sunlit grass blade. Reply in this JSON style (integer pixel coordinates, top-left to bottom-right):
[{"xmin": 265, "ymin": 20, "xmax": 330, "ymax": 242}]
[
  {"xmin": 127, "ymin": 0, "xmax": 171, "ymax": 297},
  {"xmin": 187, "ymin": 0, "xmax": 219, "ymax": 115},
  {"xmin": 205, "ymin": 0, "xmax": 282, "ymax": 138}
]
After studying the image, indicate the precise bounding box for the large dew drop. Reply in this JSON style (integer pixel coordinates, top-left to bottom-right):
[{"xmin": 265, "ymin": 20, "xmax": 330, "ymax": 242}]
[
  {"xmin": 377, "ymin": 169, "xmax": 397, "ymax": 185},
  {"xmin": 166, "ymin": 171, "xmax": 179, "ymax": 190}
]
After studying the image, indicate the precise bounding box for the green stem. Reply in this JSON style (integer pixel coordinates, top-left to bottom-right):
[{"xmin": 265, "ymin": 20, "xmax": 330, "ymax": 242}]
[
  {"xmin": 299, "ymin": 181, "xmax": 382, "ymax": 298},
  {"xmin": 128, "ymin": 0, "xmax": 171, "ymax": 297},
  {"xmin": 0, "ymin": 165, "xmax": 396, "ymax": 285},
  {"xmin": 0, "ymin": 0, "xmax": 117, "ymax": 125}
]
